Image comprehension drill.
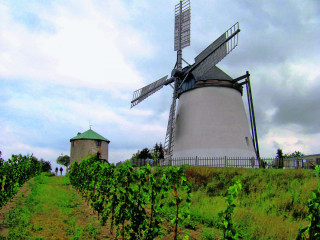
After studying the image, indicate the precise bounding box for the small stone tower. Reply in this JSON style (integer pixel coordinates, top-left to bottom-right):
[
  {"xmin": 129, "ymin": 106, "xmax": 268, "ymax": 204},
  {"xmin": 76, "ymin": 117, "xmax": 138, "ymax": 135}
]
[{"xmin": 70, "ymin": 129, "xmax": 110, "ymax": 164}]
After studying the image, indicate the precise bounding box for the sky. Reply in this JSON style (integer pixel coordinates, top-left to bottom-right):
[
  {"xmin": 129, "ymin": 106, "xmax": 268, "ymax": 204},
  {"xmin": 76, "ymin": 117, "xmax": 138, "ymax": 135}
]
[{"xmin": 1, "ymin": 0, "xmax": 320, "ymax": 170}]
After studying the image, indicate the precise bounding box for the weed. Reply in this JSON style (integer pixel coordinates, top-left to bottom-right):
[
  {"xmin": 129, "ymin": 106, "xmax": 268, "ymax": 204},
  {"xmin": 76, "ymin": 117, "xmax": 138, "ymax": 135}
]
[
  {"xmin": 5, "ymin": 205, "xmax": 31, "ymax": 239},
  {"xmin": 201, "ymin": 227, "xmax": 217, "ymax": 240},
  {"xmin": 216, "ymin": 181, "xmax": 242, "ymax": 240},
  {"xmin": 182, "ymin": 218, "xmax": 198, "ymax": 230},
  {"xmin": 87, "ymin": 220, "xmax": 99, "ymax": 238},
  {"xmin": 296, "ymin": 183, "xmax": 320, "ymax": 240},
  {"xmin": 315, "ymin": 165, "xmax": 320, "ymax": 177}
]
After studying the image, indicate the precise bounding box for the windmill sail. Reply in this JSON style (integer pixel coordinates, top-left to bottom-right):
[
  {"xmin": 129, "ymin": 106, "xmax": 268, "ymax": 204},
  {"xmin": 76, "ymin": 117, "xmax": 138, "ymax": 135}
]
[
  {"xmin": 131, "ymin": 76, "xmax": 168, "ymax": 108},
  {"xmin": 191, "ymin": 22, "xmax": 240, "ymax": 78},
  {"xmin": 164, "ymin": 88, "xmax": 178, "ymax": 158},
  {"xmin": 174, "ymin": 0, "xmax": 191, "ymax": 51}
]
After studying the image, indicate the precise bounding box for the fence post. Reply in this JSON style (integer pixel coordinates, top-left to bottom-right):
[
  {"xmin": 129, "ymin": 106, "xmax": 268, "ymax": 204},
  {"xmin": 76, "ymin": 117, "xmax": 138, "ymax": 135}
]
[
  {"xmin": 196, "ymin": 156, "xmax": 198, "ymax": 166},
  {"xmin": 225, "ymin": 156, "xmax": 227, "ymax": 167},
  {"xmin": 258, "ymin": 158, "xmax": 262, "ymax": 168}
]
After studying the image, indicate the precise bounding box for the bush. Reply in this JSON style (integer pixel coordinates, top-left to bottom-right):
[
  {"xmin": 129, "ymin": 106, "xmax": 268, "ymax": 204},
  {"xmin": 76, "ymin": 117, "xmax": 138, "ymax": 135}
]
[
  {"xmin": 183, "ymin": 218, "xmax": 198, "ymax": 230},
  {"xmin": 201, "ymin": 227, "xmax": 217, "ymax": 240},
  {"xmin": 44, "ymin": 172, "xmax": 56, "ymax": 177},
  {"xmin": 206, "ymin": 181, "xmax": 226, "ymax": 197}
]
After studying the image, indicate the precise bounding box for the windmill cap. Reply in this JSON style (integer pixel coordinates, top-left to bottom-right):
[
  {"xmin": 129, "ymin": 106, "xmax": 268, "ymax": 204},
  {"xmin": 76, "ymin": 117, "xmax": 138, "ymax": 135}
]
[
  {"xmin": 194, "ymin": 66, "xmax": 233, "ymax": 81},
  {"xmin": 70, "ymin": 129, "xmax": 110, "ymax": 143}
]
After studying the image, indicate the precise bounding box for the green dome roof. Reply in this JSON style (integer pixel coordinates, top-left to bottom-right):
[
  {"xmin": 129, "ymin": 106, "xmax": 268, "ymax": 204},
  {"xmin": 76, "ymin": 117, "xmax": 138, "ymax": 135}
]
[{"xmin": 70, "ymin": 129, "xmax": 110, "ymax": 143}]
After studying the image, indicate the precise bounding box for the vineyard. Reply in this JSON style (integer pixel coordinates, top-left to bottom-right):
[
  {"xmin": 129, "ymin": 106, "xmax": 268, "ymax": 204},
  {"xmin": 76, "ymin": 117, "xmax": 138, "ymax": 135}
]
[
  {"xmin": 69, "ymin": 155, "xmax": 192, "ymax": 240},
  {"xmin": 68, "ymin": 155, "xmax": 320, "ymax": 240},
  {"xmin": 0, "ymin": 154, "xmax": 319, "ymax": 239},
  {"xmin": 0, "ymin": 153, "xmax": 44, "ymax": 209}
]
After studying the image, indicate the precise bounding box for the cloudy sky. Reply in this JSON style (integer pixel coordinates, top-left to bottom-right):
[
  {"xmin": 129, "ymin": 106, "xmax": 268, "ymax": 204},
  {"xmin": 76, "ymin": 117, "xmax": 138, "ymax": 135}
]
[{"xmin": 1, "ymin": 0, "xmax": 319, "ymax": 169}]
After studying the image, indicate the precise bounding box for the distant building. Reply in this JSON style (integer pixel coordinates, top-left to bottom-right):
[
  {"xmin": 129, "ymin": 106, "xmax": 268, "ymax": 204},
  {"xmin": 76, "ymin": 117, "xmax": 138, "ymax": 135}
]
[
  {"xmin": 284, "ymin": 154, "xmax": 320, "ymax": 169},
  {"xmin": 70, "ymin": 129, "xmax": 110, "ymax": 164}
]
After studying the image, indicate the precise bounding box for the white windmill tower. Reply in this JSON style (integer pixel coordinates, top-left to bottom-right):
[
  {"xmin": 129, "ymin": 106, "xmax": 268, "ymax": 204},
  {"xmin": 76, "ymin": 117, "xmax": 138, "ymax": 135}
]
[{"xmin": 131, "ymin": 0, "xmax": 260, "ymax": 165}]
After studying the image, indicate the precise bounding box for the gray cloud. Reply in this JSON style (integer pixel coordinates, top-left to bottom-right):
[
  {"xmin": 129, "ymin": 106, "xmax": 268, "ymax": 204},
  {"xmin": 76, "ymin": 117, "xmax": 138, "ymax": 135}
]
[{"xmin": 271, "ymin": 80, "xmax": 320, "ymax": 133}]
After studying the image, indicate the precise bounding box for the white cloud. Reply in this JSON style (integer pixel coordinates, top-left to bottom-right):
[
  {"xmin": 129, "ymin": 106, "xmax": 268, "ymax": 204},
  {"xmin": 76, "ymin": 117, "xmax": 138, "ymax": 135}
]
[
  {"xmin": 0, "ymin": 1, "xmax": 155, "ymax": 95},
  {"xmin": 260, "ymin": 124, "xmax": 319, "ymax": 156},
  {"xmin": 109, "ymin": 149, "xmax": 138, "ymax": 164}
]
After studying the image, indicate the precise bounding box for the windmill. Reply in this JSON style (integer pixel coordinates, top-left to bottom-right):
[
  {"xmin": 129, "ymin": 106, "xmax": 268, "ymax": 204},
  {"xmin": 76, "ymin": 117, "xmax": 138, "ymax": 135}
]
[{"xmin": 131, "ymin": 0, "xmax": 260, "ymax": 162}]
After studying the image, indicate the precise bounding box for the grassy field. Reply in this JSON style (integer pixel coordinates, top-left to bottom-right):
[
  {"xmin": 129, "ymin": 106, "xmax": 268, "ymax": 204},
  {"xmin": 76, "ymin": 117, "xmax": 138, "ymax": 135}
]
[
  {"xmin": 0, "ymin": 167, "xmax": 318, "ymax": 239},
  {"xmin": 0, "ymin": 173, "xmax": 100, "ymax": 239},
  {"xmin": 160, "ymin": 166, "xmax": 318, "ymax": 239}
]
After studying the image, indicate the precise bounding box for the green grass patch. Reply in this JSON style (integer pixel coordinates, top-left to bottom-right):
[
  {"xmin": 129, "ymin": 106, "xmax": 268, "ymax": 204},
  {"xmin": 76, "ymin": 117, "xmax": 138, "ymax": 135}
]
[
  {"xmin": 1, "ymin": 173, "xmax": 99, "ymax": 239},
  {"xmin": 159, "ymin": 166, "xmax": 318, "ymax": 239}
]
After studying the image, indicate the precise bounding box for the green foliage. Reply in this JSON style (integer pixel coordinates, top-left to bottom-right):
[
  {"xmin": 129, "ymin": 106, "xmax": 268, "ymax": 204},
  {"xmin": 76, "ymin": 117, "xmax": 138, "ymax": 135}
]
[
  {"xmin": 276, "ymin": 148, "xmax": 284, "ymax": 168},
  {"xmin": 68, "ymin": 155, "xmax": 191, "ymax": 240},
  {"xmin": 39, "ymin": 158, "xmax": 52, "ymax": 172},
  {"xmin": 0, "ymin": 153, "xmax": 42, "ymax": 209},
  {"xmin": 5, "ymin": 202, "xmax": 31, "ymax": 238},
  {"xmin": 201, "ymin": 227, "xmax": 216, "ymax": 240},
  {"xmin": 285, "ymin": 151, "xmax": 305, "ymax": 158},
  {"xmin": 180, "ymin": 167, "xmax": 319, "ymax": 239},
  {"xmin": 315, "ymin": 165, "xmax": 320, "ymax": 177},
  {"xmin": 56, "ymin": 154, "xmax": 71, "ymax": 168},
  {"xmin": 138, "ymin": 148, "xmax": 152, "ymax": 160},
  {"xmin": 216, "ymin": 181, "xmax": 242, "ymax": 240},
  {"xmin": 153, "ymin": 142, "xmax": 164, "ymax": 159},
  {"xmin": 2, "ymin": 173, "xmax": 99, "ymax": 239},
  {"xmin": 206, "ymin": 181, "xmax": 226, "ymax": 197},
  {"xmin": 165, "ymin": 166, "xmax": 191, "ymax": 240},
  {"xmin": 296, "ymin": 183, "xmax": 320, "ymax": 240},
  {"xmin": 129, "ymin": 143, "xmax": 165, "ymax": 163},
  {"xmin": 277, "ymin": 149, "xmax": 284, "ymax": 159}
]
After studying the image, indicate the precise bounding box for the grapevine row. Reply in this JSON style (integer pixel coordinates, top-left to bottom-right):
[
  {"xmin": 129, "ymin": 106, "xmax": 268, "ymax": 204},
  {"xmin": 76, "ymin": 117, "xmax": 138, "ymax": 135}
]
[
  {"xmin": 68, "ymin": 155, "xmax": 191, "ymax": 240},
  {"xmin": 0, "ymin": 153, "xmax": 43, "ymax": 209}
]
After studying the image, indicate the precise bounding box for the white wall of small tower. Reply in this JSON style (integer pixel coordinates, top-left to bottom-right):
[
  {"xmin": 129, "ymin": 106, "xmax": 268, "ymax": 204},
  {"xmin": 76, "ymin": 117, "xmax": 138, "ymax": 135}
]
[
  {"xmin": 70, "ymin": 139, "xmax": 109, "ymax": 164},
  {"xmin": 173, "ymin": 86, "xmax": 256, "ymax": 158}
]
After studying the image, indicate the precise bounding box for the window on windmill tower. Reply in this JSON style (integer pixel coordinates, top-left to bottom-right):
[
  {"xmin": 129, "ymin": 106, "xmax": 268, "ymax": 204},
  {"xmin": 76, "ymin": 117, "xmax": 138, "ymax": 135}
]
[
  {"xmin": 245, "ymin": 137, "xmax": 250, "ymax": 147},
  {"xmin": 96, "ymin": 140, "xmax": 101, "ymax": 147}
]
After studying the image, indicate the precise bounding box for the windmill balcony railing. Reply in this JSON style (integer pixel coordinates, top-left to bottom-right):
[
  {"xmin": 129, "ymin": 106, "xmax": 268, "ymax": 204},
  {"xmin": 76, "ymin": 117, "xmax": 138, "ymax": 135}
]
[{"xmin": 114, "ymin": 157, "xmax": 316, "ymax": 169}]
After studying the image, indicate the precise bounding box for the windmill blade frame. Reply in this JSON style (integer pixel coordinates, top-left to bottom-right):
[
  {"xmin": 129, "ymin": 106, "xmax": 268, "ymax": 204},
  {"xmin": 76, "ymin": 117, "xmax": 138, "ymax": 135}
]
[
  {"xmin": 164, "ymin": 80, "xmax": 179, "ymax": 158},
  {"xmin": 174, "ymin": 0, "xmax": 191, "ymax": 51},
  {"xmin": 131, "ymin": 75, "xmax": 170, "ymax": 108},
  {"xmin": 190, "ymin": 22, "xmax": 240, "ymax": 78}
]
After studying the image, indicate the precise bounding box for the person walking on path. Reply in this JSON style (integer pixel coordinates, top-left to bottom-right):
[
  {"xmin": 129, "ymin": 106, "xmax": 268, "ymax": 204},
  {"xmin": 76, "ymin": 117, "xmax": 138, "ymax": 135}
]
[
  {"xmin": 55, "ymin": 167, "xmax": 58, "ymax": 176},
  {"xmin": 60, "ymin": 167, "xmax": 63, "ymax": 176}
]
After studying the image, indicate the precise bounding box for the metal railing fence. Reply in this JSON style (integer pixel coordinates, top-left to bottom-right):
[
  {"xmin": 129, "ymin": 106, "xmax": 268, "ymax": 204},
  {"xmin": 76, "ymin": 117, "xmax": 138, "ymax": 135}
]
[
  {"xmin": 116, "ymin": 157, "xmax": 316, "ymax": 169},
  {"xmin": 126, "ymin": 157, "xmax": 276, "ymax": 169}
]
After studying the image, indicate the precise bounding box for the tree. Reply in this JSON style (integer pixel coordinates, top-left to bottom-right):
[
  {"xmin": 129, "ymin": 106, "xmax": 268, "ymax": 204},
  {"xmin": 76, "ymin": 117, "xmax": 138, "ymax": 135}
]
[
  {"xmin": 138, "ymin": 148, "xmax": 152, "ymax": 159},
  {"xmin": 153, "ymin": 143, "xmax": 164, "ymax": 159},
  {"xmin": 275, "ymin": 148, "xmax": 284, "ymax": 168},
  {"xmin": 284, "ymin": 151, "xmax": 304, "ymax": 158},
  {"xmin": 40, "ymin": 159, "xmax": 52, "ymax": 172},
  {"xmin": 0, "ymin": 151, "xmax": 3, "ymax": 166},
  {"xmin": 56, "ymin": 155, "xmax": 70, "ymax": 168}
]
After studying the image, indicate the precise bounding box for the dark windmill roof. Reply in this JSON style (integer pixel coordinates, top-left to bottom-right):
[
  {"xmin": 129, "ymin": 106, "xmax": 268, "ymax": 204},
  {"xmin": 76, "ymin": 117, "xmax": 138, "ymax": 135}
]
[
  {"xmin": 70, "ymin": 129, "xmax": 110, "ymax": 143},
  {"xmin": 194, "ymin": 65, "xmax": 233, "ymax": 81},
  {"xmin": 178, "ymin": 65, "xmax": 238, "ymax": 97}
]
